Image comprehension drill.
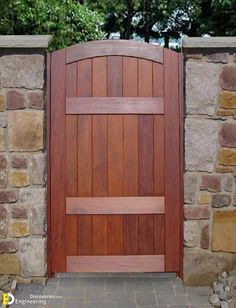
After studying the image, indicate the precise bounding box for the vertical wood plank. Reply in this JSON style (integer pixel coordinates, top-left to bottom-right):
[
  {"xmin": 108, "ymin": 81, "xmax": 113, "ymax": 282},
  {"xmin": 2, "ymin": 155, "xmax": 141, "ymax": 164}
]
[
  {"xmin": 138, "ymin": 59, "xmax": 154, "ymax": 255},
  {"xmin": 51, "ymin": 49, "xmax": 66, "ymax": 272},
  {"xmin": 178, "ymin": 53, "xmax": 184, "ymax": 278},
  {"xmin": 77, "ymin": 59, "xmax": 93, "ymax": 255},
  {"xmin": 107, "ymin": 56, "xmax": 123, "ymax": 255},
  {"xmin": 66, "ymin": 62, "xmax": 78, "ymax": 256},
  {"xmin": 92, "ymin": 57, "xmax": 108, "ymax": 255},
  {"xmin": 154, "ymin": 215, "xmax": 165, "ymax": 254},
  {"xmin": 123, "ymin": 57, "xmax": 139, "ymax": 255},
  {"xmin": 46, "ymin": 52, "xmax": 52, "ymax": 277},
  {"xmin": 153, "ymin": 62, "xmax": 164, "ymax": 97},
  {"xmin": 164, "ymin": 49, "xmax": 180, "ymax": 271},
  {"xmin": 154, "ymin": 116, "xmax": 164, "ymax": 196},
  {"xmin": 153, "ymin": 62, "xmax": 164, "ymax": 197}
]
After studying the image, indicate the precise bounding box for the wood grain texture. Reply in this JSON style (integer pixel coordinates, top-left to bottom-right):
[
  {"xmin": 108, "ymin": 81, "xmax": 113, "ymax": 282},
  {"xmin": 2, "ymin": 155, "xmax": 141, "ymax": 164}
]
[
  {"xmin": 138, "ymin": 59, "xmax": 155, "ymax": 255},
  {"xmin": 154, "ymin": 116, "xmax": 164, "ymax": 196},
  {"xmin": 66, "ymin": 97, "xmax": 164, "ymax": 114},
  {"xmin": 164, "ymin": 49, "xmax": 180, "ymax": 272},
  {"xmin": 107, "ymin": 56, "xmax": 123, "ymax": 255},
  {"xmin": 77, "ymin": 59, "xmax": 93, "ymax": 255},
  {"xmin": 46, "ymin": 52, "xmax": 52, "ymax": 277},
  {"xmin": 65, "ymin": 62, "xmax": 78, "ymax": 256},
  {"xmin": 154, "ymin": 215, "xmax": 165, "ymax": 254},
  {"xmin": 178, "ymin": 53, "xmax": 184, "ymax": 278},
  {"xmin": 92, "ymin": 57, "xmax": 108, "ymax": 255},
  {"xmin": 50, "ymin": 48, "xmax": 66, "ymax": 272},
  {"xmin": 67, "ymin": 255, "xmax": 165, "ymax": 272},
  {"xmin": 123, "ymin": 57, "xmax": 139, "ymax": 255},
  {"xmin": 66, "ymin": 197, "xmax": 165, "ymax": 214},
  {"xmin": 66, "ymin": 40, "xmax": 163, "ymax": 64}
]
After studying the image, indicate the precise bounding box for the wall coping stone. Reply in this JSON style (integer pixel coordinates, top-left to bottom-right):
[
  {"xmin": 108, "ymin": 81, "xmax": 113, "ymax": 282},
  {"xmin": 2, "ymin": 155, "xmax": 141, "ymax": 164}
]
[
  {"xmin": 0, "ymin": 35, "xmax": 53, "ymax": 48},
  {"xmin": 182, "ymin": 37, "xmax": 236, "ymax": 49}
]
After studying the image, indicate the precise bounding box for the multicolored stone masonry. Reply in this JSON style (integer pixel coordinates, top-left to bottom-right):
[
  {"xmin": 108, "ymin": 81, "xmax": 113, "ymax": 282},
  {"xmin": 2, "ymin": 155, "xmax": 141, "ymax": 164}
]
[
  {"xmin": 183, "ymin": 38, "xmax": 236, "ymax": 286},
  {"xmin": 0, "ymin": 36, "xmax": 51, "ymax": 282}
]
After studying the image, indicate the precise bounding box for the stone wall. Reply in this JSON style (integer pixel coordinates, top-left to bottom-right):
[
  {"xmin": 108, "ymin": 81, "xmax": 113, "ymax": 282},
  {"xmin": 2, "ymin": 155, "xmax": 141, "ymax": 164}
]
[
  {"xmin": 0, "ymin": 36, "xmax": 51, "ymax": 282},
  {"xmin": 183, "ymin": 38, "xmax": 236, "ymax": 286}
]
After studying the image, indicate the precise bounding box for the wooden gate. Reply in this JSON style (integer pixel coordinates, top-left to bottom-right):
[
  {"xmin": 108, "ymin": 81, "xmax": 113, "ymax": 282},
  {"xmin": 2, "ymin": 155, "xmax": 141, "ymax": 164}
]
[{"xmin": 48, "ymin": 40, "xmax": 183, "ymax": 276}]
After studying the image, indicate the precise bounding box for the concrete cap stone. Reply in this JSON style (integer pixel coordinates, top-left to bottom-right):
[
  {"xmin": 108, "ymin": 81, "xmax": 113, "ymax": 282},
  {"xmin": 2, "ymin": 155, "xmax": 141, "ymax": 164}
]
[
  {"xmin": 182, "ymin": 37, "xmax": 236, "ymax": 49},
  {"xmin": 0, "ymin": 35, "xmax": 53, "ymax": 48}
]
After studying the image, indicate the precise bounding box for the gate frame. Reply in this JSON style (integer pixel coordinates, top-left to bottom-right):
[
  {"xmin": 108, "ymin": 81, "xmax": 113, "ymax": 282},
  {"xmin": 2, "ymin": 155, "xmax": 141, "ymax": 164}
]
[{"xmin": 46, "ymin": 40, "xmax": 184, "ymax": 278}]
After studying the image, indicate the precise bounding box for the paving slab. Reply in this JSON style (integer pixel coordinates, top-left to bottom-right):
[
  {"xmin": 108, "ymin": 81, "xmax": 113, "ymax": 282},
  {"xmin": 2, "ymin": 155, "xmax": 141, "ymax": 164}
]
[{"xmin": 11, "ymin": 273, "xmax": 211, "ymax": 308}]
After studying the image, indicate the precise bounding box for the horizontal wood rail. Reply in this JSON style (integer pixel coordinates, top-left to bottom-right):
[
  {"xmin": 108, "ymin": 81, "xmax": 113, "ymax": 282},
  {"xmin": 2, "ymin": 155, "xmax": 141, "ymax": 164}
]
[
  {"xmin": 66, "ymin": 197, "xmax": 165, "ymax": 215},
  {"xmin": 67, "ymin": 255, "xmax": 165, "ymax": 272},
  {"xmin": 66, "ymin": 97, "xmax": 164, "ymax": 114},
  {"xmin": 66, "ymin": 40, "xmax": 163, "ymax": 64}
]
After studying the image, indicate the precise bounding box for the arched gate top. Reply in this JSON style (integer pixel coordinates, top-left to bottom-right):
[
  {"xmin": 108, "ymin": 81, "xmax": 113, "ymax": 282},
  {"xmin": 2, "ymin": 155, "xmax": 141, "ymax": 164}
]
[{"xmin": 66, "ymin": 39, "xmax": 163, "ymax": 64}]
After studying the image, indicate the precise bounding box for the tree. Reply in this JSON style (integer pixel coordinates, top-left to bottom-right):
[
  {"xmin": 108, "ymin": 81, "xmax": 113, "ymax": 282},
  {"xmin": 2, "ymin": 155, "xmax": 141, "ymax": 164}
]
[
  {"xmin": 0, "ymin": 0, "xmax": 104, "ymax": 51},
  {"xmin": 85, "ymin": 0, "xmax": 236, "ymax": 47},
  {"xmin": 84, "ymin": 0, "xmax": 140, "ymax": 39}
]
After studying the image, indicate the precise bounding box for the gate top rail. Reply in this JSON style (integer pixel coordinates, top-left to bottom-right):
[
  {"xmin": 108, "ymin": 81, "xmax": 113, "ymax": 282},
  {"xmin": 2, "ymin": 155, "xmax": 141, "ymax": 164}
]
[{"xmin": 66, "ymin": 39, "xmax": 163, "ymax": 64}]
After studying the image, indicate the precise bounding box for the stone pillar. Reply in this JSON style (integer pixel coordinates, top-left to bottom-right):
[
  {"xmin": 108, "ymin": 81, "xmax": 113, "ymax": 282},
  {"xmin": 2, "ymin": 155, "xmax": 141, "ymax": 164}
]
[
  {"xmin": 0, "ymin": 36, "xmax": 52, "ymax": 282},
  {"xmin": 183, "ymin": 37, "xmax": 236, "ymax": 285}
]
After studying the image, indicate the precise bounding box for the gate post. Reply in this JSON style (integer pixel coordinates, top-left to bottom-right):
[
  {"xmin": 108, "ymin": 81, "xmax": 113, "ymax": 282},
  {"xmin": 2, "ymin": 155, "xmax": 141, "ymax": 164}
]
[
  {"xmin": 0, "ymin": 36, "xmax": 52, "ymax": 281},
  {"xmin": 183, "ymin": 37, "xmax": 236, "ymax": 285}
]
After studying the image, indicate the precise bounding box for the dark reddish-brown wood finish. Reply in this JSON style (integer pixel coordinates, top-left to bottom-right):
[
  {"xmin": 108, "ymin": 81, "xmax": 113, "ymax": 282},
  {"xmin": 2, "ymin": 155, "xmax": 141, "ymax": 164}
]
[{"xmin": 49, "ymin": 40, "xmax": 183, "ymax": 275}]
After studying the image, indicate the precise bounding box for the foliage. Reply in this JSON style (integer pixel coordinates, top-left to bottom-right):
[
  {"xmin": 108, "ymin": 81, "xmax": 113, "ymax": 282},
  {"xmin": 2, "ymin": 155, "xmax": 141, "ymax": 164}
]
[
  {"xmin": 0, "ymin": 0, "xmax": 105, "ymax": 51},
  {"xmin": 85, "ymin": 0, "xmax": 236, "ymax": 46}
]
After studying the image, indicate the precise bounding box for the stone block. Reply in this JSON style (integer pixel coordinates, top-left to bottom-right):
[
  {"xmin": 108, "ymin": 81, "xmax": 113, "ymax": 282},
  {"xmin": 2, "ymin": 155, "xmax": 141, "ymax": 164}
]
[
  {"xmin": 30, "ymin": 154, "xmax": 45, "ymax": 185},
  {"xmin": 184, "ymin": 204, "xmax": 209, "ymax": 220},
  {"xmin": 0, "ymin": 128, "xmax": 5, "ymax": 151},
  {"xmin": 219, "ymin": 91, "xmax": 236, "ymax": 109},
  {"xmin": 186, "ymin": 53, "xmax": 202, "ymax": 59},
  {"xmin": 219, "ymin": 148, "xmax": 236, "ymax": 166},
  {"xmin": 215, "ymin": 166, "xmax": 234, "ymax": 173},
  {"xmin": 212, "ymin": 211, "xmax": 236, "ymax": 252},
  {"xmin": 0, "ymin": 95, "xmax": 4, "ymax": 111},
  {"xmin": 186, "ymin": 61, "xmax": 221, "ymax": 115},
  {"xmin": 220, "ymin": 123, "xmax": 236, "ymax": 147},
  {"xmin": 0, "ymin": 55, "xmax": 44, "ymax": 89},
  {"xmin": 201, "ymin": 224, "xmax": 209, "ymax": 249},
  {"xmin": 201, "ymin": 175, "xmax": 221, "ymax": 192},
  {"xmin": 0, "ymin": 240, "xmax": 18, "ymax": 253},
  {"xmin": 184, "ymin": 249, "xmax": 236, "ymax": 286},
  {"xmin": 9, "ymin": 170, "xmax": 29, "ymax": 188},
  {"xmin": 28, "ymin": 91, "xmax": 44, "ymax": 109},
  {"xmin": 198, "ymin": 193, "xmax": 211, "ymax": 204},
  {"xmin": 19, "ymin": 188, "xmax": 45, "ymax": 205},
  {"xmin": 6, "ymin": 90, "xmax": 25, "ymax": 109},
  {"xmin": 11, "ymin": 154, "xmax": 28, "ymax": 169},
  {"xmin": 212, "ymin": 194, "xmax": 231, "ymax": 208},
  {"xmin": 224, "ymin": 175, "xmax": 233, "ymax": 192},
  {"xmin": 31, "ymin": 205, "xmax": 45, "ymax": 235},
  {"xmin": 0, "ymin": 114, "xmax": 7, "ymax": 128},
  {"xmin": 0, "ymin": 154, "xmax": 7, "ymax": 188},
  {"xmin": 0, "ymin": 205, "xmax": 7, "ymax": 238},
  {"xmin": 185, "ymin": 118, "xmax": 218, "ymax": 172},
  {"xmin": 184, "ymin": 173, "xmax": 198, "ymax": 204},
  {"xmin": 8, "ymin": 220, "xmax": 29, "ymax": 237},
  {"xmin": 0, "ymin": 254, "xmax": 20, "ymax": 274},
  {"xmin": 0, "ymin": 190, "xmax": 18, "ymax": 203},
  {"xmin": 184, "ymin": 221, "xmax": 200, "ymax": 248},
  {"xmin": 205, "ymin": 53, "xmax": 229, "ymax": 63},
  {"xmin": 220, "ymin": 66, "xmax": 236, "ymax": 91},
  {"xmin": 20, "ymin": 238, "xmax": 46, "ymax": 276},
  {"xmin": 8, "ymin": 111, "xmax": 44, "ymax": 152},
  {"xmin": 12, "ymin": 205, "xmax": 28, "ymax": 219},
  {"xmin": 216, "ymin": 109, "xmax": 234, "ymax": 116}
]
